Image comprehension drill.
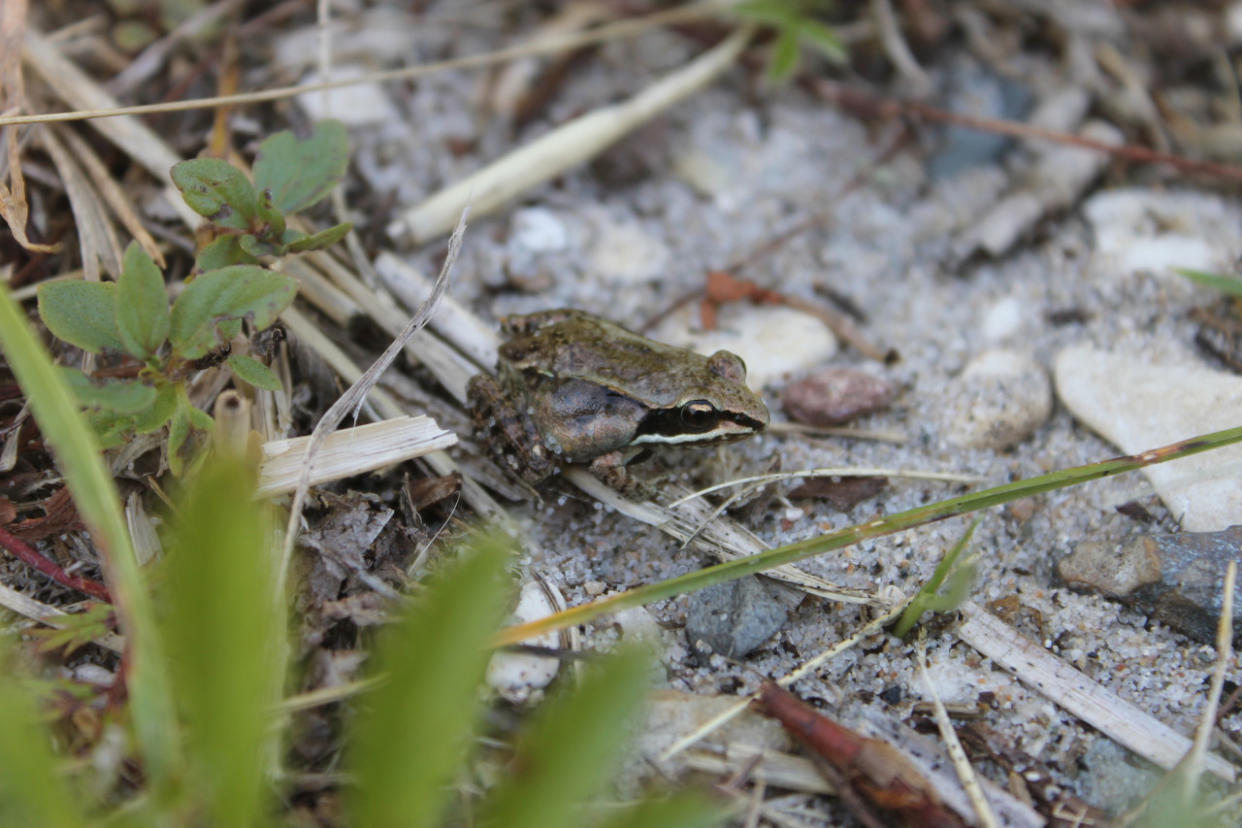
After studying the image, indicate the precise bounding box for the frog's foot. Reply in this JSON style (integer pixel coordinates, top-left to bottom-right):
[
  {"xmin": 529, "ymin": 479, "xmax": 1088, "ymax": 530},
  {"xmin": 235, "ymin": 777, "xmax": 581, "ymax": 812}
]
[
  {"xmin": 467, "ymin": 374, "xmax": 558, "ymax": 485},
  {"xmin": 586, "ymin": 452, "xmax": 662, "ymax": 497}
]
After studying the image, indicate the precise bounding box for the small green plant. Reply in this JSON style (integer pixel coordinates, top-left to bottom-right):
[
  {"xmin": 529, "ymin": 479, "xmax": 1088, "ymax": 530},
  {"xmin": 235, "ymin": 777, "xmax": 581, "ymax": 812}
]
[
  {"xmin": 892, "ymin": 518, "xmax": 980, "ymax": 638},
  {"xmin": 0, "ymin": 510, "xmax": 725, "ymax": 825},
  {"xmin": 175, "ymin": 120, "xmax": 351, "ymax": 270},
  {"xmin": 731, "ymin": 0, "xmax": 846, "ymax": 82},
  {"xmin": 36, "ymin": 120, "xmax": 350, "ymax": 472}
]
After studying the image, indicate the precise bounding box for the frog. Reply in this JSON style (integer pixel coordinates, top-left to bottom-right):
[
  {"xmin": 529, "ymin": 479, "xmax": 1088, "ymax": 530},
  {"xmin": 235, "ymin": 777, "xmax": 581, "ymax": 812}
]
[{"xmin": 467, "ymin": 309, "xmax": 770, "ymax": 487}]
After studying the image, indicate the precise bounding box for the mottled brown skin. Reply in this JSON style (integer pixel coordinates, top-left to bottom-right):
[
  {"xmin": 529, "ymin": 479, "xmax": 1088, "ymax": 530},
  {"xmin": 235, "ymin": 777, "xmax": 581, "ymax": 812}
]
[{"xmin": 468, "ymin": 309, "xmax": 769, "ymax": 487}]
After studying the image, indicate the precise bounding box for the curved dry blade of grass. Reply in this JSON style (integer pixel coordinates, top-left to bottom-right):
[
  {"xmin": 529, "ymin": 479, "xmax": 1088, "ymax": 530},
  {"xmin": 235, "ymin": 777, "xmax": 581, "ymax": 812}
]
[
  {"xmin": 0, "ymin": 285, "xmax": 181, "ymax": 787},
  {"xmin": 495, "ymin": 424, "xmax": 1242, "ymax": 645},
  {"xmin": 276, "ymin": 212, "xmax": 464, "ymax": 599}
]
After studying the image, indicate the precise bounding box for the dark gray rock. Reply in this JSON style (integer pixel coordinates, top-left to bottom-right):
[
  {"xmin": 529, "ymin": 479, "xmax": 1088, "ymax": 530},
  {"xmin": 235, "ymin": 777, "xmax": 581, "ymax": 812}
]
[
  {"xmin": 685, "ymin": 576, "xmax": 788, "ymax": 659},
  {"xmin": 1057, "ymin": 525, "xmax": 1242, "ymax": 643}
]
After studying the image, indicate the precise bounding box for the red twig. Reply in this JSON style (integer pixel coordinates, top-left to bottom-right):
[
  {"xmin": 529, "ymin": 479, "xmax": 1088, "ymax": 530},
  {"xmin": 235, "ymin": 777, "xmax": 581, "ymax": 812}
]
[
  {"xmin": 0, "ymin": 525, "xmax": 112, "ymax": 602},
  {"xmin": 756, "ymin": 682, "xmax": 967, "ymax": 828},
  {"xmin": 814, "ymin": 78, "xmax": 1242, "ymax": 184}
]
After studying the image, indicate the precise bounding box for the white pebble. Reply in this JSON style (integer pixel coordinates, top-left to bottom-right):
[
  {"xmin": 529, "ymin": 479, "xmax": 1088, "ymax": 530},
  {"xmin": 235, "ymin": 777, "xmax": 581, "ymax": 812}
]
[
  {"xmin": 650, "ymin": 304, "xmax": 837, "ymax": 390},
  {"xmin": 486, "ymin": 579, "xmax": 561, "ymax": 704},
  {"xmin": 1054, "ymin": 344, "xmax": 1242, "ymax": 531}
]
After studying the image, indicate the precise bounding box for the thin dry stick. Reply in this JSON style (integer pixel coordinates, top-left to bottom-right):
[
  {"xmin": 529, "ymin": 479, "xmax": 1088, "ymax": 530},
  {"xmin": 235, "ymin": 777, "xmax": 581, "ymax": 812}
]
[
  {"xmin": 1182, "ymin": 559, "xmax": 1237, "ymax": 806},
  {"xmin": 916, "ymin": 627, "xmax": 998, "ymax": 828},
  {"xmin": 275, "ymin": 213, "xmax": 466, "ymax": 599},
  {"xmin": 392, "ymin": 26, "xmax": 752, "ymax": 243},
  {"xmin": 870, "ymin": 0, "xmax": 930, "ymax": 93},
  {"xmin": 4, "ymin": 1, "xmax": 736, "ymax": 128},
  {"xmin": 958, "ymin": 600, "xmax": 1236, "ymax": 782},
  {"xmin": 816, "ymin": 78, "xmax": 1242, "ymax": 184},
  {"xmin": 0, "ymin": 579, "xmax": 124, "ymax": 653},
  {"xmin": 57, "ymin": 127, "xmax": 163, "ymax": 266},
  {"xmin": 38, "ymin": 126, "xmax": 122, "ymax": 281},
  {"xmin": 670, "ymin": 467, "xmax": 984, "ymax": 507}
]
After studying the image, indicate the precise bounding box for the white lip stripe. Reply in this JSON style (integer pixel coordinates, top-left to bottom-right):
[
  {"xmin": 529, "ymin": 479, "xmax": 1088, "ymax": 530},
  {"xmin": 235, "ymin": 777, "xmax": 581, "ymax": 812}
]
[{"xmin": 630, "ymin": 428, "xmax": 752, "ymax": 446}]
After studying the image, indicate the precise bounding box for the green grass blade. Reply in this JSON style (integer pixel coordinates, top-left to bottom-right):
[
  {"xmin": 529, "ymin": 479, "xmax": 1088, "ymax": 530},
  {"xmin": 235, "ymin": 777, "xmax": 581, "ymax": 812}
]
[
  {"xmin": 1174, "ymin": 267, "xmax": 1242, "ymax": 298},
  {"xmin": 159, "ymin": 452, "xmax": 285, "ymax": 826},
  {"xmin": 0, "ymin": 285, "xmax": 181, "ymax": 786},
  {"xmin": 892, "ymin": 517, "xmax": 980, "ymax": 637},
  {"xmin": 497, "ymin": 423, "xmax": 1242, "ymax": 646},
  {"xmin": 0, "ymin": 641, "xmax": 85, "ymax": 827},
  {"xmin": 345, "ymin": 533, "xmax": 514, "ymax": 828},
  {"xmin": 478, "ymin": 646, "xmax": 652, "ymax": 828}
]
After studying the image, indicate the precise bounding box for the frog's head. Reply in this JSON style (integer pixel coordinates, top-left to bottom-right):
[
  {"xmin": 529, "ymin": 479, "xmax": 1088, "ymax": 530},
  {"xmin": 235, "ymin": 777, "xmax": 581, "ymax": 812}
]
[{"xmin": 633, "ymin": 350, "xmax": 769, "ymax": 447}]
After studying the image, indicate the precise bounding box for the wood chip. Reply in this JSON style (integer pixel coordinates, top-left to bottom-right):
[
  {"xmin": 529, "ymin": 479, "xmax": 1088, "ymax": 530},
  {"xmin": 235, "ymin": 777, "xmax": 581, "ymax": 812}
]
[
  {"xmin": 256, "ymin": 415, "xmax": 456, "ymax": 497},
  {"xmin": 957, "ymin": 601, "xmax": 1236, "ymax": 782}
]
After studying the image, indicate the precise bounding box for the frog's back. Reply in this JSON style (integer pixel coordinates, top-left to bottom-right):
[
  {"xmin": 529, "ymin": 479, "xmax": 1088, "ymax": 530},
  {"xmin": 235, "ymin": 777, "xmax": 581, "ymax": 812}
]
[{"xmin": 500, "ymin": 311, "xmax": 707, "ymax": 407}]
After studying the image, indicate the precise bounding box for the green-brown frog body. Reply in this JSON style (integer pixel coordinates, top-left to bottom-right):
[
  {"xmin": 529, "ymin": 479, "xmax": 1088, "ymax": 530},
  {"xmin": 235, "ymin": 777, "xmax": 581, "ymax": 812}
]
[{"xmin": 467, "ymin": 309, "xmax": 769, "ymax": 486}]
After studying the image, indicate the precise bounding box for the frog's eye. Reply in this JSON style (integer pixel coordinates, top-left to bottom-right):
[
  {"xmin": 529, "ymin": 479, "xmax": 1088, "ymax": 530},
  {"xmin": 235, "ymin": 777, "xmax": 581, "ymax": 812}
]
[{"xmin": 680, "ymin": 400, "xmax": 719, "ymax": 432}]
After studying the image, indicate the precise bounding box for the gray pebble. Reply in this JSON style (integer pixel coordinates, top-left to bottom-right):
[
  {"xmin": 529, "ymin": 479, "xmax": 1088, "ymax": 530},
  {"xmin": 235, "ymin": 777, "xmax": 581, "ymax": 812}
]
[
  {"xmin": 1057, "ymin": 525, "xmax": 1242, "ymax": 644},
  {"xmin": 685, "ymin": 576, "xmax": 788, "ymax": 659}
]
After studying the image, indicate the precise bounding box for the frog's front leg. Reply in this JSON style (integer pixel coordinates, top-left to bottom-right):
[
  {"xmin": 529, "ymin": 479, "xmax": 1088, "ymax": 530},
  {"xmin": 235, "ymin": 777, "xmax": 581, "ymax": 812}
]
[
  {"xmin": 467, "ymin": 374, "xmax": 558, "ymax": 485},
  {"xmin": 585, "ymin": 450, "xmax": 631, "ymax": 490}
]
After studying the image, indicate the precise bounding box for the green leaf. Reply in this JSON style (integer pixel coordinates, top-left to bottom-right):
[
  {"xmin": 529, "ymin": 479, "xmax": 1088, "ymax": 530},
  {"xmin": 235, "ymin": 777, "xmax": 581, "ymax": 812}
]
[
  {"xmin": 283, "ymin": 222, "xmax": 352, "ymax": 253},
  {"xmin": 797, "ymin": 19, "xmax": 846, "ymax": 63},
  {"xmin": 28, "ymin": 603, "xmax": 114, "ymax": 658},
  {"xmin": 195, "ymin": 236, "xmax": 258, "ymax": 271},
  {"xmin": 168, "ymin": 266, "xmax": 297, "ymax": 359},
  {"xmin": 893, "ymin": 518, "xmax": 980, "ymax": 638},
  {"xmin": 171, "ymin": 158, "xmax": 258, "ymax": 231},
  {"xmin": 86, "ymin": 409, "xmax": 136, "ymax": 448},
  {"xmin": 0, "ymin": 284, "xmax": 182, "ymax": 786},
  {"xmin": 254, "ymin": 190, "xmax": 286, "ymax": 239},
  {"xmin": 227, "ymin": 353, "xmax": 282, "ymax": 391},
  {"xmin": 115, "ymin": 242, "xmax": 170, "ymax": 359},
  {"xmin": 346, "ymin": 534, "xmax": 514, "ymax": 828},
  {"xmin": 37, "ymin": 281, "xmax": 123, "ymax": 354},
  {"xmin": 132, "ymin": 383, "xmax": 179, "ymax": 433},
  {"xmin": 188, "ymin": 405, "xmax": 214, "ymax": 432},
  {"xmin": 237, "ymin": 234, "xmax": 277, "ymax": 260},
  {"xmin": 1174, "ymin": 267, "xmax": 1242, "ymax": 299},
  {"xmin": 0, "ymin": 639, "xmax": 85, "ymax": 827},
  {"xmin": 168, "ymin": 391, "xmax": 193, "ymax": 477},
  {"xmin": 253, "ymin": 120, "xmax": 349, "ymax": 214},
  {"xmin": 478, "ymin": 646, "xmax": 653, "ymax": 828},
  {"xmin": 160, "ymin": 451, "xmax": 284, "ymax": 827},
  {"xmin": 768, "ymin": 28, "xmax": 801, "ymax": 83},
  {"xmin": 60, "ymin": 367, "xmax": 157, "ymax": 414}
]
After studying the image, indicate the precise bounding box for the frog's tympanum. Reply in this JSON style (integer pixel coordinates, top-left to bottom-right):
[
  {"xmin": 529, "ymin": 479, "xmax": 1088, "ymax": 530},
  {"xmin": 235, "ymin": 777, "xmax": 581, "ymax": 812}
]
[{"xmin": 468, "ymin": 309, "xmax": 770, "ymax": 487}]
